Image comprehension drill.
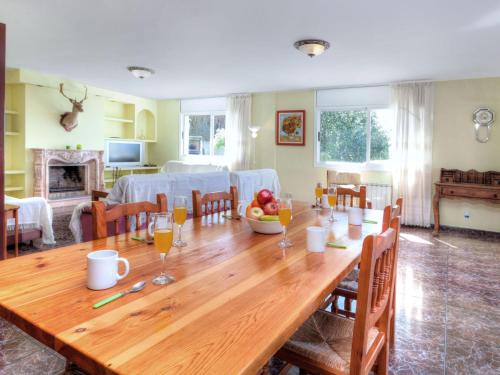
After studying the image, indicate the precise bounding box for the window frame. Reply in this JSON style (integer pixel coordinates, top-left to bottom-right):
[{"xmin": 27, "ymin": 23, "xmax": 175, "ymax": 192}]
[
  {"xmin": 314, "ymin": 105, "xmax": 393, "ymax": 172},
  {"xmin": 179, "ymin": 110, "xmax": 226, "ymax": 163}
]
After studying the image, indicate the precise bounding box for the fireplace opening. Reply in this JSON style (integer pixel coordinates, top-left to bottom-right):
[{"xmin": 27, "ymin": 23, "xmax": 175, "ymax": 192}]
[{"xmin": 49, "ymin": 165, "xmax": 87, "ymax": 198}]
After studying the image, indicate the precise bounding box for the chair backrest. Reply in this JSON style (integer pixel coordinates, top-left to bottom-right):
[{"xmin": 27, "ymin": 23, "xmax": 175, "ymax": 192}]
[
  {"xmin": 91, "ymin": 190, "xmax": 109, "ymax": 202},
  {"xmin": 192, "ymin": 186, "xmax": 238, "ymax": 218},
  {"xmin": 349, "ymin": 216, "xmax": 400, "ymax": 374},
  {"xmin": 336, "ymin": 185, "xmax": 368, "ymax": 209},
  {"xmin": 382, "ymin": 198, "xmax": 403, "ymax": 232},
  {"xmin": 92, "ymin": 194, "xmax": 167, "ymax": 239}
]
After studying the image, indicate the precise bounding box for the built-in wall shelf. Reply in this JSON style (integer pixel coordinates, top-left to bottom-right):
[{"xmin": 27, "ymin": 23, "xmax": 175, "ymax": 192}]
[
  {"xmin": 104, "ymin": 116, "xmax": 134, "ymax": 124},
  {"xmin": 5, "ymin": 170, "xmax": 25, "ymax": 175},
  {"xmin": 4, "ymin": 83, "xmax": 26, "ymax": 198},
  {"xmin": 5, "ymin": 186, "xmax": 24, "ymax": 192}
]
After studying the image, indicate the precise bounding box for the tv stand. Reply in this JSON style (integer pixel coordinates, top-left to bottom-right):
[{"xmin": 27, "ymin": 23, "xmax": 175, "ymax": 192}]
[{"xmin": 104, "ymin": 165, "xmax": 161, "ymax": 188}]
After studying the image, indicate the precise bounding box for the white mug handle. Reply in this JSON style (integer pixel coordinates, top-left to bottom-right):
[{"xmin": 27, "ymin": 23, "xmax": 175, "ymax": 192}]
[
  {"xmin": 147, "ymin": 221, "xmax": 154, "ymax": 238},
  {"xmin": 116, "ymin": 257, "xmax": 130, "ymax": 280},
  {"xmin": 237, "ymin": 203, "xmax": 244, "ymax": 216}
]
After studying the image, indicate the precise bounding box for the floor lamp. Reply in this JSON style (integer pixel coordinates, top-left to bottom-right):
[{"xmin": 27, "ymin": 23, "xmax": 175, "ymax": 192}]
[{"xmin": 248, "ymin": 126, "xmax": 261, "ymax": 169}]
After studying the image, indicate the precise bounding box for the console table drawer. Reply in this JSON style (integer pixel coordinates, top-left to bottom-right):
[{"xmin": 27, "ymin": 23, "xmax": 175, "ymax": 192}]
[{"xmin": 442, "ymin": 187, "xmax": 500, "ymax": 200}]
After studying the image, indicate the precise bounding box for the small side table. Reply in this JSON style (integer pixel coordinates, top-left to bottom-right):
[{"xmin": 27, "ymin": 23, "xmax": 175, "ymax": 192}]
[{"xmin": 3, "ymin": 204, "xmax": 20, "ymax": 259}]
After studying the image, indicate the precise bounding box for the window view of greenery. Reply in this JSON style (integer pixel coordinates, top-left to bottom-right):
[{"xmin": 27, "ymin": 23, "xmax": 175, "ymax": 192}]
[
  {"xmin": 319, "ymin": 109, "xmax": 391, "ymax": 163},
  {"xmin": 185, "ymin": 114, "xmax": 225, "ymax": 157},
  {"xmin": 214, "ymin": 115, "xmax": 225, "ymax": 156}
]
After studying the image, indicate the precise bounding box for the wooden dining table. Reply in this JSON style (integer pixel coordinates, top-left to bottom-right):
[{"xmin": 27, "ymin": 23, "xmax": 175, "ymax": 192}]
[{"xmin": 0, "ymin": 202, "xmax": 383, "ymax": 375}]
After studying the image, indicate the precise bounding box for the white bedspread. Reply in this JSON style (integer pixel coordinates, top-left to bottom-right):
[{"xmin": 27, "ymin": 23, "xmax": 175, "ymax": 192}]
[
  {"xmin": 5, "ymin": 196, "xmax": 55, "ymax": 244},
  {"xmin": 69, "ymin": 171, "xmax": 231, "ymax": 242},
  {"xmin": 229, "ymin": 169, "xmax": 281, "ymax": 206}
]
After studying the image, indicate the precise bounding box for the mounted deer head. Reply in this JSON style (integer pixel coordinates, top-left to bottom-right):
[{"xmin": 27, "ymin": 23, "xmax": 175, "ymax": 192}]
[{"xmin": 59, "ymin": 83, "xmax": 88, "ymax": 132}]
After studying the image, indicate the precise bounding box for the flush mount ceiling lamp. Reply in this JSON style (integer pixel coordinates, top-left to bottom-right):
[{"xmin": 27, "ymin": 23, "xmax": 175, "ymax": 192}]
[
  {"xmin": 294, "ymin": 39, "xmax": 330, "ymax": 58},
  {"xmin": 127, "ymin": 66, "xmax": 155, "ymax": 79}
]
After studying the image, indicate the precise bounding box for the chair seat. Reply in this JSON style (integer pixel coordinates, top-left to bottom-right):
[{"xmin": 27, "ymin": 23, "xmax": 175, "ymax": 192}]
[
  {"xmin": 337, "ymin": 269, "xmax": 359, "ymax": 292},
  {"xmin": 284, "ymin": 310, "xmax": 379, "ymax": 374}
]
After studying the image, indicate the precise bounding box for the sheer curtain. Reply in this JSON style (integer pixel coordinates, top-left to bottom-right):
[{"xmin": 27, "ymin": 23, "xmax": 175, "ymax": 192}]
[
  {"xmin": 391, "ymin": 82, "xmax": 434, "ymax": 226},
  {"xmin": 226, "ymin": 94, "xmax": 251, "ymax": 171}
]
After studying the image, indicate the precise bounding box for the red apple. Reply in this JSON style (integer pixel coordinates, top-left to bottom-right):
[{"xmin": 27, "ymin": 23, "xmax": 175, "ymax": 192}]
[
  {"xmin": 247, "ymin": 207, "xmax": 264, "ymax": 220},
  {"xmin": 257, "ymin": 189, "xmax": 273, "ymax": 205},
  {"xmin": 263, "ymin": 201, "xmax": 279, "ymax": 215}
]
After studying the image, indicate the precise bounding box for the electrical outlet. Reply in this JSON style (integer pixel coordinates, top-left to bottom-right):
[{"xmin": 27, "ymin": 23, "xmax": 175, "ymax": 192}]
[{"xmin": 464, "ymin": 211, "xmax": 470, "ymax": 220}]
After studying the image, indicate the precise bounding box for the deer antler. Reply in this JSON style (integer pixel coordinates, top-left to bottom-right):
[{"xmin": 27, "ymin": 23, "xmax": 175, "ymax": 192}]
[
  {"xmin": 59, "ymin": 83, "xmax": 74, "ymax": 102},
  {"xmin": 79, "ymin": 86, "xmax": 88, "ymax": 103}
]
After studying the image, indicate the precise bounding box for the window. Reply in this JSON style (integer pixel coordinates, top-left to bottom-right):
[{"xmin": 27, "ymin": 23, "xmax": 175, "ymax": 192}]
[
  {"xmin": 181, "ymin": 112, "xmax": 225, "ymax": 159},
  {"xmin": 315, "ymin": 86, "xmax": 393, "ymax": 170},
  {"xmin": 318, "ymin": 108, "xmax": 392, "ymax": 165}
]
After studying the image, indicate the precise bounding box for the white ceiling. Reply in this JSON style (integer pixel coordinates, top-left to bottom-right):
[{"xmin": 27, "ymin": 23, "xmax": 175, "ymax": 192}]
[{"xmin": 2, "ymin": 0, "xmax": 500, "ymax": 99}]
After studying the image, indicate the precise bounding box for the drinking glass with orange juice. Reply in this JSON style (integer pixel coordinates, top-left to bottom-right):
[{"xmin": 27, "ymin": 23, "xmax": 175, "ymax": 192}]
[
  {"xmin": 278, "ymin": 197, "xmax": 293, "ymax": 248},
  {"xmin": 314, "ymin": 182, "xmax": 323, "ymax": 209},
  {"xmin": 148, "ymin": 212, "xmax": 175, "ymax": 285},
  {"xmin": 327, "ymin": 186, "xmax": 337, "ymax": 222},
  {"xmin": 173, "ymin": 196, "xmax": 188, "ymax": 248}
]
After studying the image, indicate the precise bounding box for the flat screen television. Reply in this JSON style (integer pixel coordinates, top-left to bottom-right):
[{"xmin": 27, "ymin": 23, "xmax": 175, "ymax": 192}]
[{"xmin": 105, "ymin": 140, "xmax": 144, "ymax": 167}]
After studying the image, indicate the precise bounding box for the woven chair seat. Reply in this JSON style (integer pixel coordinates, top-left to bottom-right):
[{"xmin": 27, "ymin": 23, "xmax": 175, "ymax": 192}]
[
  {"xmin": 337, "ymin": 269, "xmax": 359, "ymax": 292},
  {"xmin": 284, "ymin": 310, "xmax": 379, "ymax": 373}
]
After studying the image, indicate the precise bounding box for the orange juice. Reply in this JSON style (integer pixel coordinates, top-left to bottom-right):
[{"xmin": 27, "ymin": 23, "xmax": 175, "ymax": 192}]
[
  {"xmin": 173, "ymin": 207, "xmax": 187, "ymax": 225},
  {"xmin": 315, "ymin": 187, "xmax": 323, "ymax": 199},
  {"xmin": 154, "ymin": 229, "xmax": 173, "ymax": 253},
  {"xmin": 328, "ymin": 194, "xmax": 337, "ymax": 206},
  {"xmin": 278, "ymin": 208, "xmax": 292, "ymax": 227}
]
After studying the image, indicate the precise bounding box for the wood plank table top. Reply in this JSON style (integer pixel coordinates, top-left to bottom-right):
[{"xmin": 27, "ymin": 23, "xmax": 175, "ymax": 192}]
[{"xmin": 0, "ymin": 202, "xmax": 383, "ymax": 375}]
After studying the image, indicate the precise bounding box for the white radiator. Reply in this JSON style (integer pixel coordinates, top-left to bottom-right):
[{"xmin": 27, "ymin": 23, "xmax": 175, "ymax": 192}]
[
  {"xmin": 330, "ymin": 183, "xmax": 393, "ymax": 210},
  {"xmin": 365, "ymin": 183, "xmax": 393, "ymax": 210}
]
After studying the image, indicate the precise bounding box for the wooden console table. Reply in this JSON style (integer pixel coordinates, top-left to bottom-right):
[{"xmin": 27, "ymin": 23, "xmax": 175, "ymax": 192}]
[{"xmin": 433, "ymin": 169, "xmax": 500, "ymax": 236}]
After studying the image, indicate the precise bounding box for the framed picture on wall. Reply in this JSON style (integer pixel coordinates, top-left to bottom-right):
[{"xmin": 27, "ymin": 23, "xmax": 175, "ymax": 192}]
[{"xmin": 276, "ymin": 110, "xmax": 306, "ymax": 146}]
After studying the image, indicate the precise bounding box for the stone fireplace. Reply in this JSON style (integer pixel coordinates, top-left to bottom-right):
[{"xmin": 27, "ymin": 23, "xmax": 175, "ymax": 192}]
[{"xmin": 32, "ymin": 149, "xmax": 104, "ymax": 207}]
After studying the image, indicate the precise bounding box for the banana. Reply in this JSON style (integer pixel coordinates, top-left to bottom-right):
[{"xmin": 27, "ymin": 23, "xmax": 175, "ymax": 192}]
[{"xmin": 259, "ymin": 215, "xmax": 280, "ymax": 222}]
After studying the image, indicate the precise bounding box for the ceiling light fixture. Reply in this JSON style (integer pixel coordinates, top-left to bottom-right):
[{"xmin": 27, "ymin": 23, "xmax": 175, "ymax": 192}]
[
  {"xmin": 127, "ymin": 66, "xmax": 155, "ymax": 79},
  {"xmin": 294, "ymin": 39, "xmax": 330, "ymax": 58}
]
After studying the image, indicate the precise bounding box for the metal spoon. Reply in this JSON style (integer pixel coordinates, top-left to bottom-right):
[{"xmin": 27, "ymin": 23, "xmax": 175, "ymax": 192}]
[{"xmin": 92, "ymin": 281, "xmax": 146, "ymax": 309}]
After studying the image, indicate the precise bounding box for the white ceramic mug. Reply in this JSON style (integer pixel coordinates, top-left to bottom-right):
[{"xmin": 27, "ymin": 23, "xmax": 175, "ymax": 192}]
[
  {"xmin": 306, "ymin": 226, "xmax": 326, "ymax": 253},
  {"xmin": 348, "ymin": 207, "xmax": 363, "ymax": 226},
  {"xmin": 87, "ymin": 250, "xmax": 130, "ymax": 290}
]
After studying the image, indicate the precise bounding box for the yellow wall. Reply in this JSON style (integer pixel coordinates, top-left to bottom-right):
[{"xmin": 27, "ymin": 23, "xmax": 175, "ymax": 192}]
[
  {"xmin": 5, "ymin": 67, "xmax": 500, "ymax": 231},
  {"xmin": 251, "ymin": 79, "xmax": 500, "ymax": 231},
  {"xmin": 149, "ymin": 99, "xmax": 180, "ymax": 166},
  {"xmin": 6, "ymin": 68, "xmax": 158, "ymax": 196},
  {"xmin": 251, "ymin": 91, "xmax": 390, "ymax": 202},
  {"xmin": 433, "ymin": 78, "xmax": 500, "ymax": 232}
]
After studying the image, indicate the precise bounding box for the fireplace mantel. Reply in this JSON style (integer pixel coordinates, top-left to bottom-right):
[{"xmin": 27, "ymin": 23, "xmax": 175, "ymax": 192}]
[{"xmin": 32, "ymin": 149, "xmax": 105, "ymax": 206}]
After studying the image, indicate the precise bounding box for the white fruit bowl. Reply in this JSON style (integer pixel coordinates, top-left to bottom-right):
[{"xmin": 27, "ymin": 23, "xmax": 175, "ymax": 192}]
[{"xmin": 246, "ymin": 217, "xmax": 283, "ymax": 234}]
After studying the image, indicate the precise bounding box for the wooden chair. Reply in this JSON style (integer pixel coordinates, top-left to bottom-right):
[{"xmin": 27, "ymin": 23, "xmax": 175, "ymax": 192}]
[
  {"xmin": 192, "ymin": 186, "xmax": 238, "ymax": 218},
  {"xmin": 324, "ymin": 185, "xmax": 372, "ymax": 209},
  {"xmin": 326, "ymin": 198, "xmax": 403, "ymax": 346},
  {"xmin": 337, "ymin": 185, "xmax": 372, "ymax": 209},
  {"xmin": 92, "ymin": 194, "xmax": 167, "ymax": 240},
  {"xmin": 277, "ymin": 217, "xmax": 400, "ymax": 375},
  {"xmin": 91, "ymin": 190, "xmax": 109, "ymax": 202}
]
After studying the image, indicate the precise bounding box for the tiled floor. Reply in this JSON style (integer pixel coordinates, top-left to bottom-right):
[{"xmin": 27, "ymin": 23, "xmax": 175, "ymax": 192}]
[{"xmin": 1, "ymin": 227, "xmax": 499, "ymax": 374}]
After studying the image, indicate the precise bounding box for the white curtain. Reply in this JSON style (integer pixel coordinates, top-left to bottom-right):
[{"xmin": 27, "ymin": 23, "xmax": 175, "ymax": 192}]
[
  {"xmin": 391, "ymin": 82, "xmax": 434, "ymax": 226},
  {"xmin": 226, "ymin": 94, "xmax": 252, "ymax": 171}
]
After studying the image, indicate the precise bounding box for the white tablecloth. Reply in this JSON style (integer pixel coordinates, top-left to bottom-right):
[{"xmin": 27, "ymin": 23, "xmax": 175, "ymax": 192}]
[
  {"xmin": 229, "ymin": 169, "xmax": 281, "ymax": 206},
  {"xmin": 5, "ymin": 195, "xmax": 55, "ymax": 244}
]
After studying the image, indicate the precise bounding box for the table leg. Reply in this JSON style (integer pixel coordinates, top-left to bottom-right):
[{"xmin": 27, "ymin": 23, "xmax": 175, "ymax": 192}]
[
  {"xmin": 432, "ymin": 190, "xmax": 440, "ymax": 236},
  {"xmin": 14, "ymin": 209, "xmax": 19, "ymax": 257}
]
